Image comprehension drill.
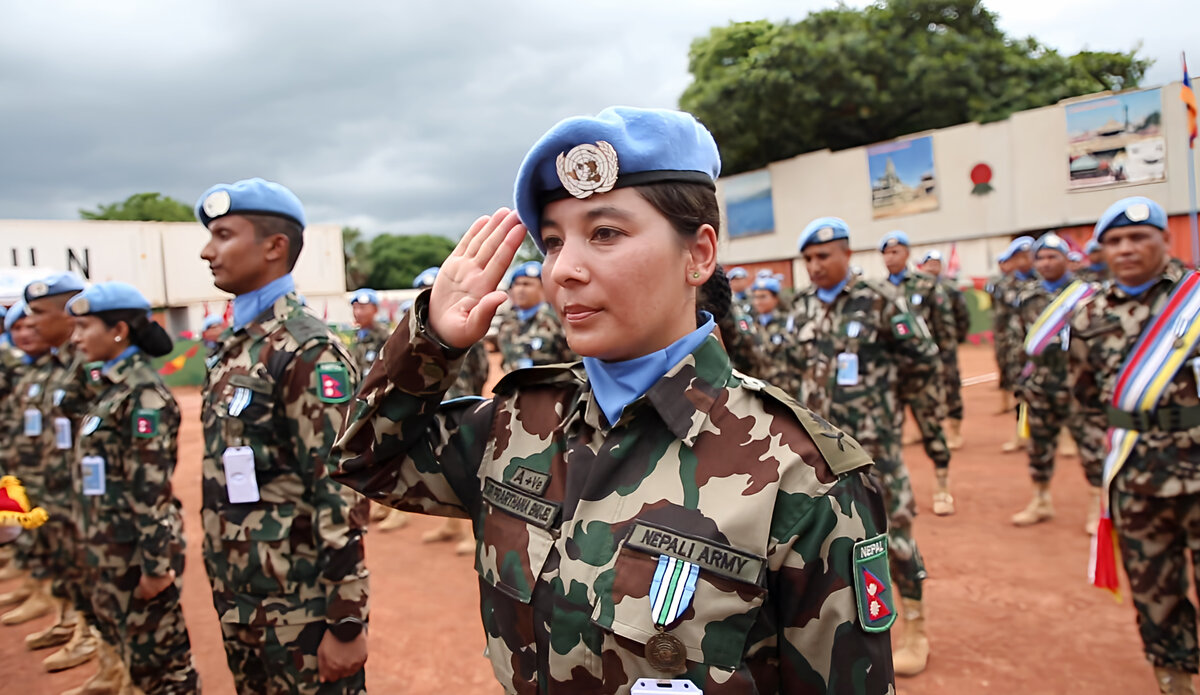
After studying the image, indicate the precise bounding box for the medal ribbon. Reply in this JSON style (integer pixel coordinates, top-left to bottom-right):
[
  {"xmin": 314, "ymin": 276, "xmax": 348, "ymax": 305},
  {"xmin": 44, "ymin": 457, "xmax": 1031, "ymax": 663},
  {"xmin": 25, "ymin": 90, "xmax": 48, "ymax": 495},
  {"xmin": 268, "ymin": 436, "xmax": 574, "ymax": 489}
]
[
  {"xmin": 650, "ymin": 555, "xmax": 699, "ymax": 628},
  {"xmin": 1024, "ymin": 280, "xmax": 1096, "ymax": 357}
]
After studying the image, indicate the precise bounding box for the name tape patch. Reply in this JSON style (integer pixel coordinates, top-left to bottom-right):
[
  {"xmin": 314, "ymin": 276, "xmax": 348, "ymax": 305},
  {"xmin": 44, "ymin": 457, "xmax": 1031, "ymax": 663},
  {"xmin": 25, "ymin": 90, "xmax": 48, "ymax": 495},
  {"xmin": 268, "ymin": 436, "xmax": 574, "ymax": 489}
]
[
  {"xmin": 626, "ymin": 521, "xmax": 764, "ymax": 585},
  {"xmin": 482, "ymin": 477, "xmax": 560, "ymax": 529}
]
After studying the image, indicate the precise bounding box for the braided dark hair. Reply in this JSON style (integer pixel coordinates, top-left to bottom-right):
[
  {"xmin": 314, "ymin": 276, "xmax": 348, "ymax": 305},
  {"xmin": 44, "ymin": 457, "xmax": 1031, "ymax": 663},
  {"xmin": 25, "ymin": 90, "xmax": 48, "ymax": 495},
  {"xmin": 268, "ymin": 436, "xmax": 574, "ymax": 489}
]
[{"xmin": 92, "ymin": 309, "xmax": 174, "ymax": 357}]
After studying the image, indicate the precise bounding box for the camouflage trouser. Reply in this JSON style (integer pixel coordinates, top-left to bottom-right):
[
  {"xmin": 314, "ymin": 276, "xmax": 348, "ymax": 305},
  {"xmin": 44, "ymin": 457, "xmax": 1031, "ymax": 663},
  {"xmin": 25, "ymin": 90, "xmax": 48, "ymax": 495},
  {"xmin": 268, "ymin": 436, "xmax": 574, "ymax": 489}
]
[
  {"xmin": 34, "ymin": 517, "xmax": 93, "ymax": 616},
  {"xmin": 1112, "ymin": 489, "xmax": 1200, "ymax": 674},
  {"xmin": 91, "ymin": 554, "xmax": 198, "ymax": 694},
  {"xmin": 942, "ymin": 349, "xmax": 963, "ymax": 421},
  {"xmin": 220, "ymin": 621, "xmax": 367, "ymax": 694},
  {"xmin": 872, "ymin": 454, "xmax": 926, "ymax": 601},
  {"xmin": 1025, "ymin": 387, "xmax": 1102, "ymax": 487},
  {"xmin": 899, "ymin": 393, "xmax": 950, "ymax": 469}
]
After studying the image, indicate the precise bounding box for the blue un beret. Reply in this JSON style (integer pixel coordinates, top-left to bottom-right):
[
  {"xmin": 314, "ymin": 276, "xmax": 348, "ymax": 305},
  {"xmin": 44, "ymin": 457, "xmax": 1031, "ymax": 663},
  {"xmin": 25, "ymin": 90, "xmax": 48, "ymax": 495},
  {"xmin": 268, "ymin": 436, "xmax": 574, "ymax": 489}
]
[
  {"xmin": 751, "ymin": 276, "xmax": 781, "ymax": 295},
  {"xmin": 24, "ymin": 272, "xmax": 86, "ymax": 303},
  {"xmin": 1092, "ymin": 196, "xmax": 1166, "ymax": 243},
  {"xmin": 195, "ymin": 178, "xmax": 306, "ymax": 230},
  {"xmin": 201, "ymin": 315, "xmax": 225, "ymax": 331},
  {"xmin": 514, "ymin": 106, "xmax": 721, "ymax": 253},
  {"xmin": 1032, "ymin": 233, "xmax": 1070, "ymax": 256},
  {"xmin": 413, "ymin": 267, "xmax": 439, "ymax": 289},
  {"xmin": 1085, "ymin": 239, "xmax": 1101, "ymax": 254},
  {"xmin": 66, "ymin": 282, "xmax": 151, "ymax": 317},
  {"xmin": 998, "ymin": 236, "xmax": 1035, "ymax": 263},
  {"xmin": 798, "ymin": 217, "xmax": 851, "ymax": 251},
  {"xmin": 727, "ymin": 267, "xmax": 749, "ymax": 280},
  {"xmin": 4, "ymin": 301, "xmax": 26, "ymax": 332},
  {"xmin": 351, "ymin": 288, "xmax": 380, "ymax": 306},
  {"xmin": 922, "ymin": 250, "xmax": 943, "ymax": 264},
  {"xmin": 879, "ymin": 230, "xmax": 910, "ymax": 252},
  {"xmin": 508, "ymin": 261, "xmax": 542, "ymax": 285}
]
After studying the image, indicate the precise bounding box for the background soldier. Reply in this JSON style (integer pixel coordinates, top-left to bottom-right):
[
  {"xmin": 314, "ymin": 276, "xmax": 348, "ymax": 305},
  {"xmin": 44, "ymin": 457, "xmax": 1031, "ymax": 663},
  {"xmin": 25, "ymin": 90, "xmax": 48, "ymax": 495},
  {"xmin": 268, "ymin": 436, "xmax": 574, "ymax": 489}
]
[
  {"xmin": 1012, "ymin": 234, "xmax": 1103, "ymax": 530},
  {"xmin": 748, "ymin": 274, "xmax": 800, "ymax": 396},
  {"xmin": 879, "ymin": 231, "xmax": 956, "ymax": 515},
  {"xmin": 495, "ymin": 260, "xmax": 574, "ymax": 372},
  {"xmin": 1077, "ymin": 239, "xmax": 1110, "ymax": 284},
  {"xmin": 195, "ymin": 178, "xmax": 369, "ymax": 693},
  {"xmin": 994, "ymin": 237, "xmax": 1037, "ymax": 452},
  {"xmin": 727, "ymin": 265, "xmax": 753, "ymax": 316},
  {"xmin": 789, "ymin": 217, "xmax": 936, "ymax": 676},
  {"xmin": 200, "ymin": 314, "xmax": 227, "ymax": 357},
  {"xmin": 1068, "ymin": 197, "xmax": 1200, "ymax": 694},
  {"xmin": 348, "ymin": 288, "xmax": 390, "ymax": 379},
  {"xmin": 919, "ymin": 250, "xmax": 970, "ymax": 449}
]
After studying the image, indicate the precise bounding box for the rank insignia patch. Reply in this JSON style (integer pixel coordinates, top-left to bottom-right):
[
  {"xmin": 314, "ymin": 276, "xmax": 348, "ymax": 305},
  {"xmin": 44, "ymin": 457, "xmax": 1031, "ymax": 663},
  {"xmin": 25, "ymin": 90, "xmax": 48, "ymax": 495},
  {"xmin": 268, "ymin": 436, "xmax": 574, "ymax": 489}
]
[
  {"xmin": 133, "ymin": 409, "xmax": 158, "ymax": 438},
  {"xmin": 316, "ymin": 363, "xmax": 351, "ymax": 404},
  {"xmin": 853, "ymin": 534, "xmax": 895, "ymax": 632}
]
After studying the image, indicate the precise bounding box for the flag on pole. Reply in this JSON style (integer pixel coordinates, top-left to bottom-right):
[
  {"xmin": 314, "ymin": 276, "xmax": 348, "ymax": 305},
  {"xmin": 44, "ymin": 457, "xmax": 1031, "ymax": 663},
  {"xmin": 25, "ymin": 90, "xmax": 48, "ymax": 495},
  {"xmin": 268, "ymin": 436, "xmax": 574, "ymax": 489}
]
[
  {"xmin": 1183, "ymin": 55, "xmax": 1197, "ymax": 148},
  {"xmin": 947, "ymin": 242, "xmax": 961, "ymax": 278}
]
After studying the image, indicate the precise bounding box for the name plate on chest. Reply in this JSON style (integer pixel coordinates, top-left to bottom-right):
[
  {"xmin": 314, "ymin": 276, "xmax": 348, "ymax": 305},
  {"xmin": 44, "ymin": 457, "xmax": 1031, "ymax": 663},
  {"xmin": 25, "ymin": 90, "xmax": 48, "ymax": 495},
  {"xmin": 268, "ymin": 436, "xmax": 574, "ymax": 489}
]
[
  {"xmin": 626, "ymin": 521, "xmax": 765, "ymax": 585},
  {"xmin": 482, "ymin": 477, "xmax": 560, "ymax": 529}
]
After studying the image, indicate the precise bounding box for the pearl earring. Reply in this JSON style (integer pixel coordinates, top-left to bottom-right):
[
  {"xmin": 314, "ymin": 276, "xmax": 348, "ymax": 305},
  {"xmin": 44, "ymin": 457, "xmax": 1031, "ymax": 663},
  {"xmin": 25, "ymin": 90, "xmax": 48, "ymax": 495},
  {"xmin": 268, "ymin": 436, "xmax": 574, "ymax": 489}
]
[{"xmin": 115, "ymin": 336, "xmax": 122, "ymax": 343}]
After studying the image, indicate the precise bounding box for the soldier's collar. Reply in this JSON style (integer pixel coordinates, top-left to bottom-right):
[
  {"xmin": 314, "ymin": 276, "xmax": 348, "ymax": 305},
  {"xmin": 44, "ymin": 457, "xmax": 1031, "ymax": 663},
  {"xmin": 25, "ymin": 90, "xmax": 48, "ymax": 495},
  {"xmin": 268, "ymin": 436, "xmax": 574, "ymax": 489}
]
[
  {"xmin": 235, "ymin": 292, "xmax": 303, "ymax": 339},
  {"xmin": 101, "ymin": 347, "xmax": 143, "ymax": 384}
]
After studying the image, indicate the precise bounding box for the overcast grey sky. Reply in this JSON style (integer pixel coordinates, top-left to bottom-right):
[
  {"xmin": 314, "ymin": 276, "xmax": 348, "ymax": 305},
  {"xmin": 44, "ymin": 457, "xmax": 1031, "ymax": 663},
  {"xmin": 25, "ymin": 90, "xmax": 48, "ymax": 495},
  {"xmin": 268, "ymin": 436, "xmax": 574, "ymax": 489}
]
[{"xmin": 2, "ymin": 0, "xmax": 1195, "ymax": 239}]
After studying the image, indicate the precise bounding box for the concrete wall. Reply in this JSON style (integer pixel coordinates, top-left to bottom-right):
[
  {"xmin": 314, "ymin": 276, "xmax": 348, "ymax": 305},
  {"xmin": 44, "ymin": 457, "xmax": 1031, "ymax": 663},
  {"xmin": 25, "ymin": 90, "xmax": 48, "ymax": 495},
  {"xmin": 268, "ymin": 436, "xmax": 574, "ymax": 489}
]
[{"xmin": 717, "ymin": 81, "xmax": 1200, "ymax": 286}]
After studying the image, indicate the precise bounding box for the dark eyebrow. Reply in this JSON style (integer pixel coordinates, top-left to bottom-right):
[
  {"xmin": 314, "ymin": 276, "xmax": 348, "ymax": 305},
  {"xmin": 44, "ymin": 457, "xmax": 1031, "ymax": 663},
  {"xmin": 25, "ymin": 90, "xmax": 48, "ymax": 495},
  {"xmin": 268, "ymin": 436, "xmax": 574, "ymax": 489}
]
[{"xmin": 542, "ymin": 205, "xmax": 635, "ymax": 231}]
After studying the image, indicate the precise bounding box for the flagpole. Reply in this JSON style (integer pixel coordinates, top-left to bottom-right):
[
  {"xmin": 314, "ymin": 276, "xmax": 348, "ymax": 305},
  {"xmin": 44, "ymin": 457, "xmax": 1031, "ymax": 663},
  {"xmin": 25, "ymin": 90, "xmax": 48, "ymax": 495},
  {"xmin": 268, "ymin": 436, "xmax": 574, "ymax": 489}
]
[{"xmin": 1187, "ymin": 52, "xmax": 1200, "ymax": 268}]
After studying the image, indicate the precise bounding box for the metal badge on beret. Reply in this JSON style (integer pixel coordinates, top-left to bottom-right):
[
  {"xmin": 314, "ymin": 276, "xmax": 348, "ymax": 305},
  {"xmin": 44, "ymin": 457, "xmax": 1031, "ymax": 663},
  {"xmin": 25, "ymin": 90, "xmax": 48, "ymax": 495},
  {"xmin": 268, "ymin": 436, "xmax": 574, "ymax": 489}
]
[
  {"xmin": 72, "ymin": 297, "xmax": 90, "ymax": 314},
  {"xmin": 526, "ymin": 266, "xmax": 538, "ymax": 277},
  {"xmin": 1125, "ymin": 203, "xmax": 1150, "ymax": 223},
  {"xmin": 817, "ymin": 227, "xmax": 835, "ymax": 242},
  {"xmin": 26, "ymin": 282, "xmax": 48, "ymax": 298},
  {"xmin": 203, "ymin": 190, "xmax": 232, "ymax": 218},
  {"xmin": 556, "ymin": 141, "xmax": 619, "ymax": 199}
]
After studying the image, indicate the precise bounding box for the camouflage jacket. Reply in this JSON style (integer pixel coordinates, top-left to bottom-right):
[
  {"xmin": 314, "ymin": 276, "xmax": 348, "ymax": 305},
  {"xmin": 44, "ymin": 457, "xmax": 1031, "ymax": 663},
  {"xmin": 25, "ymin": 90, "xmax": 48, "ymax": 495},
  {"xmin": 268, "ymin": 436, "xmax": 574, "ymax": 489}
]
[
  {"xmin": 448, "ymin": 342, "xmax": 490, "ymax": 399},
  {"xmin": 77, "ymin": 351, "xmax": 185, "ymax": 578},
  {"xmin": 0, "ymin": 349, "xmax": 31, "ymax": 459},
  {"xmin": 993, "ymin": 273, "xmax": 1035, "ymax": 353},
  {"xmin": 716, "ymin": 304, "xmax": 773, "ymax": 383},
  {"xmin": 1017, "ymin": 277, "xmax": 1083, "ymax": 394},
  {"xmin": 35, "ymin": 343, "xmax": 92, "ymax": 519},
  {"xmin": 1069, "ymin": 259, "xmax": 1200, "ymax": 497},
  {"xmin": 1075, "ymin": 266, "xmax": 1110, "ymax": 285},
  {"xmin": 751, "ymin": 312, "xmax": 801, "ymax": 397},
  {"xmin": 496, "ymin": 302, "xmax": 575, "ymax": 373},
  {"xmin": 788, "ymin": 277, "xmax": 939, "ymax": 464},
  {"xmin": 333, "ymin": 294, "xmax": 895, "ymax": 694},
  {"xmin": 201, "ymin": 293, "xmax": 369, "ymax": 626},
  {"xmin": 892, "ymin": 270, "xmax": 956, "ymax": 357},
  {"xmin": 937, "ymin": 278, "xmax": 970, "ymax": 344},
  {"xmin": 351, "ymin": 322, "xmax": 391, "ymax": 377},
  {"xmin": 5, "ymin": 353, "xmax": 52, "ymax": 499}
]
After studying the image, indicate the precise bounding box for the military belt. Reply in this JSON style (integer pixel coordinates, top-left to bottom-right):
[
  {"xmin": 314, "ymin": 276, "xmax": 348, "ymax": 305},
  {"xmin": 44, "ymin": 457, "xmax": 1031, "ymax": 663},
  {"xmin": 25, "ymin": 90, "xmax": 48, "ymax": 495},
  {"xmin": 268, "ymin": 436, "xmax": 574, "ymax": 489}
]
[{"xmin": 1105, "ymin": 404, "xmax": 1200, "ymax": 432}]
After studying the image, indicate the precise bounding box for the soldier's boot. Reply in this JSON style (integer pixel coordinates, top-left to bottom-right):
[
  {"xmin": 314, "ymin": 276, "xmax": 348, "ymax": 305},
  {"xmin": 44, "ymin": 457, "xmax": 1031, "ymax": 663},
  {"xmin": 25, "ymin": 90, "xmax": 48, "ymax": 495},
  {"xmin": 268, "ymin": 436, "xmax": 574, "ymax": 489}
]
[
  {"xmin": 422, "ymin": 518, "xmax": 466, "ymax": 544},
  {"xmin": 892, "ymin": 598, "xmax": 929, "ymax": 677},
  {"xmin": 43, "ymin": 621, "xmax": 97, "ymax": 672},
  {"xmin": 0, "ymin": 562, "xmax": 25, "ymax": 582},
  {"xmin": 1153, "ymin": 667, "xmax": 1197, "ymax": 695},
  {"xmin": 943, "ymin": 418, "xmax": 964, "ymax": 450},
  {"xmin": 25, "ymin": 597, "xmax": 77, "ymax": 650},
  {"xmin": 60, "ymin": 640, "xmax": 125, "ymax": 695},
  {"xmin": 1000, "ymin": 421, "xmax": 1027, "ymax": 453},
  {"xmin": 377, "ymin": 508, "xmax": 409, "ymax": 532},
  {"xmin": 0, "ymin": 574, "xmax": 35, "ymax": 607},
  {"xmin": 932, "ymin": 470, "xmax": 955, "ymax": 516},
  {"xmin": 1058, "ymin": 428, "xmax": 1079, "ymax": 457},
  {"xmin": 455, "ymin": 537, "xmax": 475, "ymax": 556},
  {"xmin": 368, "ymin": 501, "xmax": 391, "ymax": 523},
  {"xmin": 1011, "ymin": 482, "xmax": 1055, "ymax": 526},
  {"xmin": 1085, "ymin": 486, "xmax": 1103, "ymax": 535},
  {"xmin": 2, "ymin": 578, "xmax": 54, "ymax": 625},
  {"xmin": 995, "ymin": 389, "xmax": 1013, "ymax": 414}
]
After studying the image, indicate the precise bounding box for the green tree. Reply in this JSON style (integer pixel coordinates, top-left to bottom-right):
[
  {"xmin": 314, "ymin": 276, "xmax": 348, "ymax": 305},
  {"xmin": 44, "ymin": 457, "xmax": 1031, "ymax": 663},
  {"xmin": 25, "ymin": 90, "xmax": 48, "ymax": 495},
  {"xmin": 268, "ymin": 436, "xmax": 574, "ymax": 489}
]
[
  {"xmin": 79, "ymin": 192, "xmax": 195, "ymax": 221},
  {"xmin": 342, "ymin": 226, "xmax": 373, "ymax": 291},
  {"xmin": 363, "ymin": 233, "xmax": 457, "ymax": 290},
  {"xmin": 680, "ymin": 0, "xmax": 1152, "ymax": 175}
]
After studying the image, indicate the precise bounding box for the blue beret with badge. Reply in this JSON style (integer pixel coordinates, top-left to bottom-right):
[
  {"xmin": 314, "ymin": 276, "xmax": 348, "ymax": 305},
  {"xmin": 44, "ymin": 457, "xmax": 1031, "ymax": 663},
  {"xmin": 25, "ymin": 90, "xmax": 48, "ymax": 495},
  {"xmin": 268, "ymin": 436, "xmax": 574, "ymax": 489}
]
[
  {"xmin": 514, "ymin": 106, "xmax": 721, "ymax": 252},
  {"xmin": 1084, "ymin": 239, "xmax": 1101, "ymax": 254},
  {"xmin": 195, "ymin": 177, "xmax": 306, "ymax": 230},
  {"xmin": 412, "ymin": 267, "xmax": 439, "ymax": 289},
  {"xmin": 798, "ymin": 217, "xmax": 850, "ymax": 251},
  {"xmin": 24, "ymin": 272, "xmax": 86, "ymax": 303},
  {"xmin": 751, "ymin": 276, "xmax": 781, "ymax": 295},
  {"xmin": 998, "ymin": 235, "xmax": 1035, "ymax": 262},
  {"xmin": 878, "ymin": 230, "xmax": 909, "ymax": 252},
  {"xmin": 508, "ymin": 261, "xmax": 542, "ymax": 285},
  {"xmin": 921, "ymin": 250, "xmax": 943, "ymax": 264},
  {"xmin": 4, "ymin": 301, "xmax": 26, "ymax": 332},
  {"xmin": 1032, "ymin": 233, "xmax": 1070, "ymax": 256},
  {"xmin": 727, "ymin": 267, "xmax": 749, "ymax": 280},
  {"xmin": 1092, "ymin": 196, "xmax": 1166, "ymax": 242},
  {"xmin": 351, "ymin": 288, "xmax": 380, "ymax": 306},
  {"xmin": 66, "ymin": 282, "xmax": 151, "ymax": 317},
  {"xmin": 201, "ymin": 315, "xmax": 225, "ymax": 331}
]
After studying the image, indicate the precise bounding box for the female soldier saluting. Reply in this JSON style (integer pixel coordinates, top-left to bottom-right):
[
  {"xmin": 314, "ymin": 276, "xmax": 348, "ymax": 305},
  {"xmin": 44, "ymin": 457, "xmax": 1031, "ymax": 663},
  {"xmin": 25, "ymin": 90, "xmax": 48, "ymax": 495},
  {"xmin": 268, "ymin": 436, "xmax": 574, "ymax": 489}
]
[
  {"xmin": 67, "ymin": 282, "xmax": 199, "ymax": 694},
  {"xmin": 334, "ymin": 107, "xmax": 894, "ymax": 694}
]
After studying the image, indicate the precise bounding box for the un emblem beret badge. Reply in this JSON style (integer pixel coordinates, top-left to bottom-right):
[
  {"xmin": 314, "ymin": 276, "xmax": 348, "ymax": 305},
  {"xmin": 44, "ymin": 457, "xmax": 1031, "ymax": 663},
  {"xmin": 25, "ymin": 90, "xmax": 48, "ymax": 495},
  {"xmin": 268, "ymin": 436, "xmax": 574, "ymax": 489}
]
[
  {"xmin": 203, "ymin": 190, "xmax": 232, "ymax": 218},
  {"xmin": 27, "ymin": 282, "xmax": 48, "ymax": 298},
  {"xmin": 817, "ymin": 227, "xmax": 835, "ymax": 242},
  {"xmin": 557, "ymin": 141, "xmax": 619, "ymax": 199},
  {"xmin": 72, "ymin": 298, "xmax": 90, "ymax": 314},
  {"xmin": 1125, "ymin": 203, "xmax": 1150, "ymax": 223}
]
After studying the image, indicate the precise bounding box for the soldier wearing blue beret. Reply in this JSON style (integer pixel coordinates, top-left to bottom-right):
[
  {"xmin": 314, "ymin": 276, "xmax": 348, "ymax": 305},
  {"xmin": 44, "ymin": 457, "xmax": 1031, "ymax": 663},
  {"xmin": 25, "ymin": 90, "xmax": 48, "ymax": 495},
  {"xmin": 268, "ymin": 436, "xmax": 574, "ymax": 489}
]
[
  {"xmin": 333, "ymin": 106, "xmax": 894, "ymax": 693},
  {"xmin": 200, "ymin": 313, "xmax": 228, "ymax": 357},
  {"xmin": 1078, "ymin": 235, "xmax": 1111, "ymax": 284},
  {"xmin": 994, "ymin": 235, "xmax": 1038, "ymax": 450},
  {"xmin": 348, "ymin": 288, "xmax": 389, "ymax": 378},
  {"xmin": 495, "ymin": 259, "xmax": 575, "ymax": 373},
  {"xmin": 726, "ymin": 266, "xmax": 753, "ymax": 316},
  {"xmin": 65, "ymin": 282, "xmax": 200, "ymax": 692},
  {"xmin": 195, "ymin": 178, "xmax": 369, "ymax": 693}
]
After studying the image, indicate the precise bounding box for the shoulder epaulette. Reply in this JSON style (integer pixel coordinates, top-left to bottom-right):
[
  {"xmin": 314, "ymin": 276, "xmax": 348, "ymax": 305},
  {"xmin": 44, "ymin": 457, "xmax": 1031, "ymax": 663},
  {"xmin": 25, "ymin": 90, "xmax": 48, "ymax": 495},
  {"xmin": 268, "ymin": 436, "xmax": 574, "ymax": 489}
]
[
  {"xmin": 732, "ymin": 370, "xmax": 873, "ymax": 476},
  {"xmin": 492, "ymin": 362, "xmax": 583, "ymax": 396},
  {"xmin": 283, "ymin": 312, "xmax": 330, "ymax": 346}
]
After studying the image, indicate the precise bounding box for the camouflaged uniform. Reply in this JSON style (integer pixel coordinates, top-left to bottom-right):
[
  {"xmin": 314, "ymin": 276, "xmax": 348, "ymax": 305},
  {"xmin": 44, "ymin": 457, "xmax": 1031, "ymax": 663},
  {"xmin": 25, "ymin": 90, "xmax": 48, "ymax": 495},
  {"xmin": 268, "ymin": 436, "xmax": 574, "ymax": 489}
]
[
  {"xmin": 787, "ymin": 277, "xmax": 936, "ymax": 601},
  {"xmin": 937, "ymin": 278, "xmax": 970, "ymax": 421},
  {"xmin": 1016, "ymin": 278, "xmax": 1103, "ymax": 488},
  {"xmin": 889, "ymin": 271, "xmax": 952, "ymax": 467},
  {"xmin": 201, "ymin": 293, "xmax": 369, "ymax": 694},
  {"xmin": 6, "ymin": 354, "xmax": 51, "ymax": 576},
  {"xmin": 333, "ymin": 294, "xmax": 896, "ymax": 694},
  {"xmin": 1068, "ymin": 259, "xmax": 1200, "ymax": 675},
  {"xmin": 496, "ymin": 302, "xmax": 575, "ymax": 373},
  {"xmin": 993, "ymin": 273, "xmax": 1035, "ymax": 391},
  {"xmin": 717, "ymin": 304, "xmax": 773, "ymax": 382},
  {"xmin": 448, "ymin": 342, "xmax": 491, "ymax": 399},
  {"xmin": 751, "ymin": 312, "xmax": 801, "ymax": 397},
  {"xmin": 78, "ymin": 351, "xmax": 198, "ymax": 693},
  {"xmin": 1076, "ymin": 265, "xmax": 1110, "ymax": 285},
  {"xmin": 351, "ymin": 322, "xmax": 391, "ymax": 378}
]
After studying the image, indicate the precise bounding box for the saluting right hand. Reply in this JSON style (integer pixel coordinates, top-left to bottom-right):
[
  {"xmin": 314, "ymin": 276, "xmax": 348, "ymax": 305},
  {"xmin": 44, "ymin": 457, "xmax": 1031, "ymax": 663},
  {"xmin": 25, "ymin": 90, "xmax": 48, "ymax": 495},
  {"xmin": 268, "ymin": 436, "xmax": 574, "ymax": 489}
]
[{"xmin": 428, "ymin": 208, "xmax": 526, "ymax": 350}]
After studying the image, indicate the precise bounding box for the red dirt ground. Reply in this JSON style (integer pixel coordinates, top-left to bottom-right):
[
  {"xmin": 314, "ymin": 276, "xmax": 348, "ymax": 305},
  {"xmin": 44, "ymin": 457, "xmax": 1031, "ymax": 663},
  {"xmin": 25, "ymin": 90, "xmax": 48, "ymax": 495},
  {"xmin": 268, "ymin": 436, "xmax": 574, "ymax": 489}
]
[{"xmin": 1, "ymin": 344, "xmax": 1195, "ymax": 694}]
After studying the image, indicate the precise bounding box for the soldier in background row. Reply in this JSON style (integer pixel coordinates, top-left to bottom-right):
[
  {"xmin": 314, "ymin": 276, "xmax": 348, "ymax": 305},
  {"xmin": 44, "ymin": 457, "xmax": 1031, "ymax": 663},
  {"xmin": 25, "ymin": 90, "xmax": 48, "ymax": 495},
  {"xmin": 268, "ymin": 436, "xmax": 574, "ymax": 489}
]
[
  {"xmin": 918, "ymin": 250, "xmax": 970, "ymax": 449},
  {"xmin": 495, "ymin": 260, "xmax": 575, "ymax": 373},
  {"xmin": 349, "ymin": 288, "xmax": 390, "ymax": 379},
  {"xmin": 994, "ymin": 237, "xmax": 1036, "ymax": 452}
]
